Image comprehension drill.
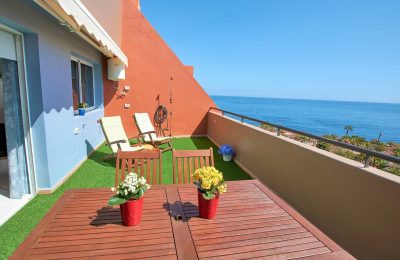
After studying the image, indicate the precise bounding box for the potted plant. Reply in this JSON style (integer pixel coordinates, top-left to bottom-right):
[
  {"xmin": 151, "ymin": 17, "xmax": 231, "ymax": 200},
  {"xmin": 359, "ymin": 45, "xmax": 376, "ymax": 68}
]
[
  {"xmin": 192, "ymin": 166, "xmax": 227, "ymax": 219},
  {"xmin": 108, "ymin": 172, "xmax": 150, "ymax": 226},
  {"xmin": 78, "ymin": 102, "xmax": 88, "ymax": 116},
  {"xmin": 218, "ymin": 144, "xmax": 234, "ymax": 161}
]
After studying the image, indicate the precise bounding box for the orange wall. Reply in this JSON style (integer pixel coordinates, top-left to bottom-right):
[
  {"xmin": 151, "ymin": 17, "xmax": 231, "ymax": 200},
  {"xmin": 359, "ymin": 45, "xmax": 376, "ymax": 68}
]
[
  {"xmin": 103, "ymin": 0, "xmax": 216, "ymax": 138},
  {"xmin": 184, "ymin": 65, "xmax": 194, "ymax": 76}
]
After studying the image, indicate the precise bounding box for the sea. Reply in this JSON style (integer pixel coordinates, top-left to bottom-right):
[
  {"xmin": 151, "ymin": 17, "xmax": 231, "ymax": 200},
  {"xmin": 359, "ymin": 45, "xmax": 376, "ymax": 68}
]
[{"xmin": 211, "ymin": 95, "xmax": 400, "ymax": 143}]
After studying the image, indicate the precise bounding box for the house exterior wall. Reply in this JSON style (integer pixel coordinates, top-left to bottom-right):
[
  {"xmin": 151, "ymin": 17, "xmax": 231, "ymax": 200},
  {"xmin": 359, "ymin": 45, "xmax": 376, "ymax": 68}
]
[
  {"xmin": 207, "ymin": 111, "xmax": 400, "ymax": 260},
  {"xmin": 101, "ymin": 0, "xmax": 216, "ymax": 138},
  {"xmin": 0, "ymin": 0, "xmax": 107, "ymax": 189}
]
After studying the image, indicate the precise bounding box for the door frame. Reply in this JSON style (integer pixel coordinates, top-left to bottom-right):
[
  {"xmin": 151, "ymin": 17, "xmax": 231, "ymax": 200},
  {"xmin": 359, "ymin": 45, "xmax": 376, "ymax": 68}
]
[{"xmin": 0, "ymin": 23, "xmax": 37, "ymax": 196}]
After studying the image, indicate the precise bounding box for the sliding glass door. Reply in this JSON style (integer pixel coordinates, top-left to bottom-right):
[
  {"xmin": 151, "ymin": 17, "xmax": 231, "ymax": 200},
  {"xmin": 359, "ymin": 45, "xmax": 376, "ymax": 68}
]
[{"xmin": 0, "ymin": 25, "xmax": 35, "ymax": 199}]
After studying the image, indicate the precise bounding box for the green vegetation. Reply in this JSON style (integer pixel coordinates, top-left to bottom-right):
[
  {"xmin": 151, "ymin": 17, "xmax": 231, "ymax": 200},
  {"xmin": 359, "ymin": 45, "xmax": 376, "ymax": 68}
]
[
  {"xmin": 394, "ymin": 147, "xmax": 400, "ymax": 157},
  {"xmin": 344, "ymin": 125, "xmax": 353, "ymax": 142},
  {"xmin": 260, "ymin": 123, "xmax": 276, "ymax": 132},
  {"xmin": 320, "ymin": 132, "xmax": 399, "ymax": 175},
  {"xmin": 385, "ymin": 166, "xmax": 400, "ymax": 175},
  {"xmin": 373, "ymin": 158, "xmax": 389, "ymax": 169},
  {"xmin": 0, "ymin": 137, "xmax": 250, "ymax": 259},
  {"xmin": 345, "ymin": 135, "xmax": 369, "ymax": 147},
  {"xmin": 259, "ymin": 123, "xmax": 400, "ymax": 176},
  {"xmin": 316, "ymin": 141, "xmax": 331, "ymax": 151},
  {"xmin": 294, "ymin": 135, "xmax": 312, "ymax": 144}
]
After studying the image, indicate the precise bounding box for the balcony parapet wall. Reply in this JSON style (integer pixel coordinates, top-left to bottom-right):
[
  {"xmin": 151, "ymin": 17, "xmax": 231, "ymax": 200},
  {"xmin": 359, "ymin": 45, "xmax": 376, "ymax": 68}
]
[{"xmin": 207, "ymin": 110, "xmax": 400, "ymax": 260}]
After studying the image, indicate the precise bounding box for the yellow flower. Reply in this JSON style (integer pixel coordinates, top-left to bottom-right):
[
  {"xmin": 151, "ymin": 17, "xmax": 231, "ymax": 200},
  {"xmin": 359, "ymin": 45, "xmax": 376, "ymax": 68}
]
[
  {"xmin": 193, "ymin": 166, "xmax": 227, "ymax": 194},
  {"xmin": 217, "ymin": 184, "xmax": 227, "ymax": 194},
  {"xmin": 201, "ymin": 179, "xmax": 211, "ymax": 190},
  {"xmin": 212, "ymin": 176, "xmax": 220, "ymax": 186}
]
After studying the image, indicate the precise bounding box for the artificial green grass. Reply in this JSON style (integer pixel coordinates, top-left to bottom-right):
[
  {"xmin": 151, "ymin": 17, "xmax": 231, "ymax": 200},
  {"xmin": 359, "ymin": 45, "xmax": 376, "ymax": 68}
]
[{"xmin": 0, "ymin": 137, "xmax": 250, "ymax": 259}]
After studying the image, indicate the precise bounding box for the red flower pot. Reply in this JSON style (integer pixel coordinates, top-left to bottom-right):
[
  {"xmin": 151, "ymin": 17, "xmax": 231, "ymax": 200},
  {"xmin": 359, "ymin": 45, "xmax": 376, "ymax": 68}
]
[
  {"xmin": 197, "ymin": 190, "xmax": 219, "ymax": 219},
  {"xmin": 120, "ymin": 197, "xmax": 144, "ymax": 226}
]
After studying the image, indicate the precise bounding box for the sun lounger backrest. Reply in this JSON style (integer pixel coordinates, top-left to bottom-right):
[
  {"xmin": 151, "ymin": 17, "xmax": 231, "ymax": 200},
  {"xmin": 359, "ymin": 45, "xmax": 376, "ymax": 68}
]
[
  {"xmin": 100, "ymin": 116, "xmax": 130, "ymax": 154},
  {"xmin": 134, "ymin": 113, "xmax": 158, "ymax": 142}
]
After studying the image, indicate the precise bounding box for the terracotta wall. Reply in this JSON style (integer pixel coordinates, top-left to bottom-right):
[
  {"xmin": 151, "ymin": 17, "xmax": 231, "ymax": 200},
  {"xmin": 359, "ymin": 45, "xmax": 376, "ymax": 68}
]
[
  {"xmin": 103, "ymin": 0, "xmax": 215, "ymax": 138},
  {"xmin": 184, "ymin": 65, "xmax": 194, "ymax": 76},
  {"xmin": 207, "ymin": 111, "xmax": 400, "ymax": 260}
]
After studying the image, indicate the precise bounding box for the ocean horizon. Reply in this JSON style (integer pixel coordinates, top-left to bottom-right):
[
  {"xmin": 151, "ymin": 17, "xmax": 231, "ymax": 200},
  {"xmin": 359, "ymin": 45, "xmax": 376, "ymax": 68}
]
[{"xmin": 211, "ymin": 95, "xmax": 400, "ymax": 143}]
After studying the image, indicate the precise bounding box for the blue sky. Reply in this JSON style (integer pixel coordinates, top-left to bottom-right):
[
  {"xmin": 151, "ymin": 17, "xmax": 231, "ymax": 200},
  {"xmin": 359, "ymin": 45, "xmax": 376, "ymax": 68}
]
[{"xmin": 142, "ymin": 0, "xmax": 400, "ymax": 103}]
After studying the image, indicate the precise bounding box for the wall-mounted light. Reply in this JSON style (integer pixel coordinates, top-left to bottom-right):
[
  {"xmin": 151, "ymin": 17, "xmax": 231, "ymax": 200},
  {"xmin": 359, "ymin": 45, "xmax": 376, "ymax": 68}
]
[{"xmin": 114, "ymin": 83, "xmax": 131, "ymax": 99}]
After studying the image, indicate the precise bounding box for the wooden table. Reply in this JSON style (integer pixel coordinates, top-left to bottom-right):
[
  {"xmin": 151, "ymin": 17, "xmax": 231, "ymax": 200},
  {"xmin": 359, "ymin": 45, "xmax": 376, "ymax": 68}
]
[{"xmin": 11, "ymin": 180, "xmax": 354, "ymax": 259}]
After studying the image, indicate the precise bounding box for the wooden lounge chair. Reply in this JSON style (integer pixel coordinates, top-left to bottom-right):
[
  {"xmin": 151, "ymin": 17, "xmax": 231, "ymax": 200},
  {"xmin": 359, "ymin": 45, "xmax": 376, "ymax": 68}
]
[
  {"xmin": 133, "ymin": 113, "xmax": 172, "ymax": 152},
  {"xmin": 99, "ymin": 116, "xmax": 144, "ymax": 160},
  {"xmin": 172, "ymin": 148, "xmax": 214, "ymax": 184},
  {"xmin": 115, "ymin": 149, "xmax": 163, "ymax": 186}
]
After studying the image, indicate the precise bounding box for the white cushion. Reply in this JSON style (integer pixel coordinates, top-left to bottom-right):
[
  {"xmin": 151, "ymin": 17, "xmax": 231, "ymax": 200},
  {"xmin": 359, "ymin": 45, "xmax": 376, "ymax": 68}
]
[
  {"xmin": 100, "ymin": 116, "xmax": 131, "ymax": 154},
  {"xmin": 153, "ymin": 136, "xmax": 170, "ymax": 142},
  {"xmin": 134, "ymin": 113, "xmax": 158, "ymax": 142}
]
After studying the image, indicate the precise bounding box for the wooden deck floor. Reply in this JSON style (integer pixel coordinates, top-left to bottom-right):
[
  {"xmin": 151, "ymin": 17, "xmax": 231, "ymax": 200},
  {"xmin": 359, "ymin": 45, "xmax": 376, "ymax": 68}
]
[{"xmin": 11, "ymin": 180, "xmax": 354, "ymax": 259}]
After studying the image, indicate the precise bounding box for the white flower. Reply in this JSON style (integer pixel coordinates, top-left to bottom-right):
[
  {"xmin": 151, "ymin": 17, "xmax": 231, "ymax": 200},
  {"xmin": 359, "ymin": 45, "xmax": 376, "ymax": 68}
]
[
  {"xmin": 138, "ymin": 177, "xmax": 147, "ymax": 185},
  {"xmin": 112, "ymin": 172, "xmax": 150, "ymax": 198}
]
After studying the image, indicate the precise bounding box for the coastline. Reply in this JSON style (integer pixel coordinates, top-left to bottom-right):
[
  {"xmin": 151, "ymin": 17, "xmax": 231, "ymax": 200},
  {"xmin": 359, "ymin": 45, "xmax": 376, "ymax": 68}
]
[
  {"xmin": 212, "ymin": 95, "xmax": 400, "ymax": 143},
  {"xmin": 260, "ymin": 123, "xmax": 400, "ymax": 176}
]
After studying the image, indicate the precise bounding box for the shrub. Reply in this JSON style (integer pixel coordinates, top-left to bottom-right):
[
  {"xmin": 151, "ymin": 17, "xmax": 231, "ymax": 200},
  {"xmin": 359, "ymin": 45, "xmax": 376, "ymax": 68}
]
[
  {"xmin": 394, "ymin": 148, "xmax": 400, "ymax": 157},
  {"xmin": 260, "ymin": 123, "xmax": 275, "ymax": 132},
  {"xmin": 294, "ymin": 135, "xmax": 312, "ymax": 143},
  {"xmin": 316, "ymin": 141, "xmax": 331, "ymax": 151}
]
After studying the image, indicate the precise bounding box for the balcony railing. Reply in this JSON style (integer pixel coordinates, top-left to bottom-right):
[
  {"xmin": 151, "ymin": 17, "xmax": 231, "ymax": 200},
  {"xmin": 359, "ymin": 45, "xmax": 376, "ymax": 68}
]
[{"xmin": 209, "ymin": 107, "xmax": 400, "ymax": 167}]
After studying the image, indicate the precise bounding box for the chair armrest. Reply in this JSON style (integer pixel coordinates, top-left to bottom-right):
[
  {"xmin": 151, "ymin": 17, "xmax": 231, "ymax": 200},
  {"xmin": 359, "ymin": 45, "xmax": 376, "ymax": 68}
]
[
  {"xmin": 139, "ymin": 130, "xmax": 157, "ymax": 135},
  {"xmin": 108, "ymin": 140, "xmax": 126, "ymax": 145},
  {"xmin": 138, "ymin": 131, "xmax": 156, "ymax": 144}
]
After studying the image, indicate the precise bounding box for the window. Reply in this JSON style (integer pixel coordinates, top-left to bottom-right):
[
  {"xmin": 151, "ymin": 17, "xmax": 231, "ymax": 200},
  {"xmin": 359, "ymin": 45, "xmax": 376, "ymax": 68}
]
[{"xmin": 71, "ymin": 57, "xmax": 94, "ymax": 111}]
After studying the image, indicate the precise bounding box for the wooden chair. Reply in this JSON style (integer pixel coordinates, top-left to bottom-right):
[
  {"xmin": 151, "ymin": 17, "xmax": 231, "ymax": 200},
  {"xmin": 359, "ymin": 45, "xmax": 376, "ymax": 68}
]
[
  {"xmin": 115, "ymin": 149, "xmax": 162, "ymax": 187},
  {"xmin": 172, "ymin": 148, "xmax": 214, "ymax": 184},
  {"xmin": 134, "ymin": 113, "xmax": 173, "ymax": 152},
  {"xmin": 99, "ymin": 116, "xmax": 144, "ymax": 161}
]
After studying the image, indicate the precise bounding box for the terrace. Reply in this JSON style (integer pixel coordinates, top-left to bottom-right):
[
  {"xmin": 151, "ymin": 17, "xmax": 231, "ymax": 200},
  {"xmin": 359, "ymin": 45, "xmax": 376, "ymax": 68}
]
[
  {"xmin": 1, "ymin": 1, "xmax": 398, "ymax": 259},
  {"xmin": 0, "ymin": 109, "xmax": 399, "ymax": 259}
]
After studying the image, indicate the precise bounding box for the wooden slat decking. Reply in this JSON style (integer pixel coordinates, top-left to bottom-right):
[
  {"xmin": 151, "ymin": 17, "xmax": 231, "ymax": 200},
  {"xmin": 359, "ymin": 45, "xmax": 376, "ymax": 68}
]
[{"xmin": 11, "ymin": 180, "xmax": 354, "ymax": 259}]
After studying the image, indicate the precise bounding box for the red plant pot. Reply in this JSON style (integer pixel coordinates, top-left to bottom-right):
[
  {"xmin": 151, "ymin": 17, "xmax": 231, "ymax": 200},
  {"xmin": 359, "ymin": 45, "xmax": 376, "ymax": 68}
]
[
  {"xmin": 197, "ymin": 190, "xmax": 219, "ymax": 219},
  {"xmin": 120, "ymin": 197, "xmax": 144, "ymax": 226}
]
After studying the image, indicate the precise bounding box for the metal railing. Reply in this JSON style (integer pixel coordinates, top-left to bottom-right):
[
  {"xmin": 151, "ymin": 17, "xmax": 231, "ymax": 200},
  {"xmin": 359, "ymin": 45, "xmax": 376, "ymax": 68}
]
[{"xmin": 209, "ymin": 107, "xmax": 400, "ymax": 167}]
